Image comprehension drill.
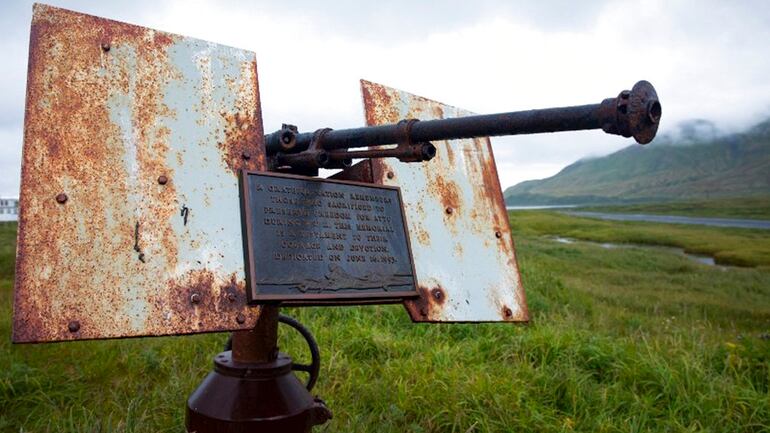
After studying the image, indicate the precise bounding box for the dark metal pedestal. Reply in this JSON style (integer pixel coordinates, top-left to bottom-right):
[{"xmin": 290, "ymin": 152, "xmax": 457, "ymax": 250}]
[{"xmin": 186, "ymin": 306, "xmax": 331, "ymax": 432}]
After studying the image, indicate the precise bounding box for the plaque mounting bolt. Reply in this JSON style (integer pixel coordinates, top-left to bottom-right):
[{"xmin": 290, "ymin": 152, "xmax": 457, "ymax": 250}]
[
  {"xmin": 190, "ymin": 293, "xmax": 201, "ymax": 304},
  {"xmin": 236, "ymin": 313, "xmax": 246, "ymax": 324},
  {"xmin": 158, "ymin": 175, "xmax": 168, "ymax": 185},
  {"xmin": 386, "ymin": 171, "xmax": 394, "ymax": 179},
  {"xmin": 241, "ymin": 151, "xmax": 251, "ymax": 160},
  {"xmin": 495, "ymin": 231, "xmax": 502, "ymax": 238},
  {"xmin": 56, "ymin": 193, "xmax": 68, "ymax": 204},
  {"xmin": 445, "ymin": 207, "xmax": 454, "ymax": 215},
  {"xmin": 101, "ymin": 41, "xmax": 110, "ymax": 52}
]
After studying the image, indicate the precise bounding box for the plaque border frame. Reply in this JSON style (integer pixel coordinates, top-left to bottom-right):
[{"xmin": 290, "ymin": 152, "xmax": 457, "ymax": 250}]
[{"xmin": 239, "ymin": 170, "xmax": 419, "ymax": 305}]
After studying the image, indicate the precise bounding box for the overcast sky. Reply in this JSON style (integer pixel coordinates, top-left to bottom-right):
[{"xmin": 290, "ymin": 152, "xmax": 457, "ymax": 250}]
[{"xmin": 2, "ymin": 0, "xmax": 770, "ymax": 196}]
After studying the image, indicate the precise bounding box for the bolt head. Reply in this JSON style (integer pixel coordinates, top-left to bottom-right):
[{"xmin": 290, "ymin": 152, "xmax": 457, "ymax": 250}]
[
  {"xmin": 56, "ymin": 193, "xmax": 68, "ymax": 204},
  {"xmin": 504, "ymin": 307, "xmax": 513, "ymax": 318},
  {"xmin": 157, "ymin": 175, "xmax": 168, "ymax": 185},
  {"xmin": 68, "ymin": 320, "xmax": 80, "ymax": 333},
  {"xmin": 236, "ymin": 313, "xmax": 246, "ymax": 324},
  {"xmin": 190, "ymin": 293, "xmax": 201, "ymax": 304},
  {"xmin": 445, "ymin": 207, "xmax": 454, "ymax": 215},
  {"xmin": 101, "ymin": 42, "xmax": 111, "ymax": 52},
  {"xmin": 495, "ymin": 231, "xmax": 503, "ymax": 239},
  {"xmin": 227, "ymin": 292, "xmax": 236, "ymax": 302},
  {"xmin": 386, "ymin": 171, "xmax": 395, "ymax": 179},
  {"xmin": 241, "ymin": 151, "xmax": 251, "ymax": 160}
]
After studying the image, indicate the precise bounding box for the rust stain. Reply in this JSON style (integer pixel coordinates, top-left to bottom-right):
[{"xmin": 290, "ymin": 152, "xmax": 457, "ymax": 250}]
[
  {"xmin": 13, "ymin": 4, "xmax": 263, "ymax": 342},
  {"xmin": 361, "ymin": 79, "xmax": 399, "ymax": 128},
  {"xmin": 414, "ymin": 227, "xmax": 431, "ymax": 246},
  {"xmin": 501, "ymin": 305, "xmax": 513, "ymax": 321},
  {"xmin": 431, "ymin": 105, "xmax": 445, "ymax": 120},
  {"xmin": 219, "ymin": 111, "xmax": 265, "ymax": 174},
  {"xmin": 469, "ymin": 137, "xmax": 518, "ymax": 262},
  {"xmin": 162, "ymin": 270, "xmax": 249, "ymax": 331},
  {"xmin": 430, "ymin": 287, "xmax": 446, "ymax": 305},
  {"xmin": 218, "ymin": 59, "xmax": 266, "ymax": 175},
  {"xmin": 430, "ymin": 174, "xmax": 462, "ymax": 225},
  {"xmin": 454, "ymin": 242, "xmax": 464, "ymax": 257},
  {"xmin": 404, "ymin": 285, "xmax": 446, "ymax": 321}
]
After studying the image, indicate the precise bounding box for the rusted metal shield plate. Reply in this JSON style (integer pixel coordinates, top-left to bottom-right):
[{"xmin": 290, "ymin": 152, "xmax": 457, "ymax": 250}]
[
  {"xmin": 361, "ymin": 80, "xmax": 528, "ymax": 322},
  {"xmin": 13, "ymin": 4, "xmax": 264, "ymax": 342}
]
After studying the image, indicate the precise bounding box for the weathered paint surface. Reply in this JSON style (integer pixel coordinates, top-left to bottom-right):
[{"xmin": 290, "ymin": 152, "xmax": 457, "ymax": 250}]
[
  {"xmin": 13, "ymin": 4, "xmax": 265, "ymax": 342},
  {"xmin": 361, "ymin": 80, "xmax": 528, "ymax": 322}
]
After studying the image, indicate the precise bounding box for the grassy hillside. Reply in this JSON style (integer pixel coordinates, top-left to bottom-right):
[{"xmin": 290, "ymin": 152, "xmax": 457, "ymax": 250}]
[
  {"xmin": 2, "ymin": 218, "xmax": 770, "ymax": 432},
  {"xmin": 504, "ymin": 119, "xmax": 770, "ymax": 206}
]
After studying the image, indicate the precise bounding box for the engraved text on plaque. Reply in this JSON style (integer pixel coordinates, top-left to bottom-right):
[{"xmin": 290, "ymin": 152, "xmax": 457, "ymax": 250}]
[{"xmin": 240, "ymin": 172, "xmax": 417, "ymax": 304}]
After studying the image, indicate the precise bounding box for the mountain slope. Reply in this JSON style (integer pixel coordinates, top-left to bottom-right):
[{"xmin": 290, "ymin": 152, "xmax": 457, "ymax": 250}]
[{"xmin": 504, "ymin": 119, "xmax": 770, "ymax": 205}]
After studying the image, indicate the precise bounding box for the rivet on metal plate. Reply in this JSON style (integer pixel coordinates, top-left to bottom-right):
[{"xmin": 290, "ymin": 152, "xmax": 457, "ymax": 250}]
[
  {"xmin": 190, "ymin": 293, "xmax": 201, "ymax": 304},
  {"xmin": 55, "ymin": 193, "xmax": 67, "ymax": 204},
  {"xmin": 100, "ymin": 41, "xmax": 110, "ymax": 52},
  {"xmin": 68, "ymin": 321, "xmax": 80, "ymax": 333},
  {"xmin": 241, "ymin": 151, "xmax": 251, "ymax": 160},
  {"xmin": 431, "ymin": 288, "xmax": 443, "ymax": 301},
  {"xmin": 445, "ymin": 207, "xmax": 453, "ymax": 215},
  {"xmin": 236, "ymin": 313, "xmax": 246, "ymax": 324},
  {"xmin": 158, "ymin": 175, "xmax": 168, "ymax": 185},
  {"xmin": 386, "ymin": 171, "xmax": 394, "ymax": 179},
  {"xmin": 495, "ymin": 231, "xmax": 502, "ymax": 239}
]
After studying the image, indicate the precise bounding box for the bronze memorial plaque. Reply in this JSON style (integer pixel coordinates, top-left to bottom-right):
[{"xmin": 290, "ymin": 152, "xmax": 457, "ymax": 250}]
[{"xmin": 240, "ymin": 172, "xmax": 418, "ymax": 304}]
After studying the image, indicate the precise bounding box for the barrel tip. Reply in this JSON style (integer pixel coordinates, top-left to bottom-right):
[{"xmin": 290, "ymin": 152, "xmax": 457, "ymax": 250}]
[
  {"xmin": 630, "ymin": 80, "xmax": 661, "ymax": 144},
  {"xmin": 600, "ymin": 80, "xmax": 662, "ymax": 144}
]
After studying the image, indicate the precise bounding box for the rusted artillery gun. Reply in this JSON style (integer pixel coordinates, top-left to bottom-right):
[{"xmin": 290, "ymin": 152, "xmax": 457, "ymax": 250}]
[
  {"xmin": 15, "ymin": 5, "xmax": 666, "ymax": 433},
  {"xmin": 265, "ymin": 80, "xmax": 661, "ymax": 174}
]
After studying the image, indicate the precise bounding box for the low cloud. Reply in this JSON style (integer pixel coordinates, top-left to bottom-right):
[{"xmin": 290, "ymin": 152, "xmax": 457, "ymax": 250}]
[{"xmin": 1, "ymin": 0, "xmax": 769, "ymax": 195}]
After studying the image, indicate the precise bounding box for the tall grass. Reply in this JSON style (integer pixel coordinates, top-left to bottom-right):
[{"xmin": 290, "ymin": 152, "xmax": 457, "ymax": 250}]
[{"xmin": 1, "ymin": 216, "xmax": 769, "ymax": 432}]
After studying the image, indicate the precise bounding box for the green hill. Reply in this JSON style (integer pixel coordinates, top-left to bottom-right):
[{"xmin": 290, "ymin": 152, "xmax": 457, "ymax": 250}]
[{"xmin": 504, "ymin": 119, "xmax": 770, "ymax": 205}]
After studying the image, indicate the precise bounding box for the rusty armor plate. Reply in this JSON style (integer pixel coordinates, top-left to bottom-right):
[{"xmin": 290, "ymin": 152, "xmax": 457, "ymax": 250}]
[
  {"xmin": 13, "ymin": 4, "xmax": 265, "ymax": 342},
  {"xmin": 361, "ymin": 80, "xmax": 529, "ymax": 323}
]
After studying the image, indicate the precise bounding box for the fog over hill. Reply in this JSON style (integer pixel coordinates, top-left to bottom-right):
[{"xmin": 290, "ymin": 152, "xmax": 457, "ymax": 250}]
[{"xmin": 503, "ymin": 118, "xmax": 770, "ymax": 206}]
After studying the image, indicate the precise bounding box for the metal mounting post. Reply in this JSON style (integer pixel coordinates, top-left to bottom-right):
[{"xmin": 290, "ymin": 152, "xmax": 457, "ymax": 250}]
[{"xmin": 186, "ymin": 306, "xmax": 331, "ymax": 432}]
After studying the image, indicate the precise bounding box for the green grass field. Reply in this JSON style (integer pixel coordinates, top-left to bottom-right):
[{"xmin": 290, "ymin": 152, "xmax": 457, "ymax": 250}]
[
  {"xmin": 1, "ymin": 214, "xmax": 769, "ymax": 432},
  {"xmin": 579, "ymin": 197, "xmax": 770, "ymax": 220},
  {"xmin": 511, "ymin": 210, "xmax": 770, "ymax": 268}
]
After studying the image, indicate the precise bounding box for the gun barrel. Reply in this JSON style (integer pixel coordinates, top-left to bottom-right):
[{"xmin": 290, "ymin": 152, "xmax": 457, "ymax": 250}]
[
  {"xmin": 316, "ymin": 104, "xmax": 599, "ymax": 151},
  {"xmin": 265, "ymin": 80, "xmax": 661, "ymax": 155}
]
